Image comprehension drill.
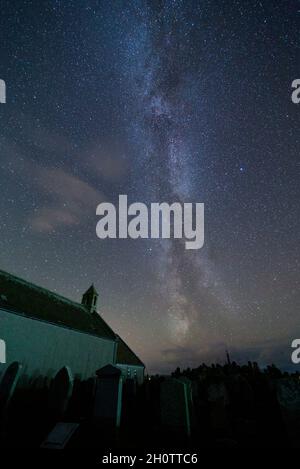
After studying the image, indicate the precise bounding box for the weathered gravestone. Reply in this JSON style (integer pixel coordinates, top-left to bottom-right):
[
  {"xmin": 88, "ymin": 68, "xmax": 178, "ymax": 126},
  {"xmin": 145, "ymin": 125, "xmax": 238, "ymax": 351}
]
[
  {"xmin": 178, "ymin": 376, "xmax": 197, "ymax": 431},
  {"xmin": 41, "ymin": 422, "xmax": 80, "ymax": 449},
  {"xmin": 41, "ymin": 367, "xmax": 78, "ymax": 449},
  {"xmin": 0, "ymin": 361, "xmax": 22, "ymax": 442},
  {"xmin": 277, "ymin": 378, "xmax": 300, "ymax": 448},
  {"xmin": 0, "ymin": 361, "xmax": 22, "ymax": 419},
  {"xmin": 207, "ymin": 380, "xmax": 231, "ymax": 436},
  {"xmin": 48, "ymin": 366, "xmax": 74, "ymax": 420},
  {"xmin": 160, "ymin": 378, "xmax": 191, "ymax": 437},
  {"xmin": 178, "ymin": 377, "xmax": 193, "ymax": 403},
  {"xmin": 125, "ymin": 378, "xmax": 137, "ymax": 398},
  {"xmin": 93, "ymin": 365, "xmax": 123, "ymax": 428}
]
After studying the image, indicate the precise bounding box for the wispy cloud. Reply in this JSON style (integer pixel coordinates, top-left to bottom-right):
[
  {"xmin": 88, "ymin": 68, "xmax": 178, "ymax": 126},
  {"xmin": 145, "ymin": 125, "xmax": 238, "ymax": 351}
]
[
  {"xmin": 29, "ymin": 167, "xmax": 106, "ymax": 233},
  {"xmin": 0, "ymin": 113, "xmax": 131, "ymax": 232},
  {"xmin": 0, "ymin": 134, "xmax": 106, "ymax": 233},
  {"xmin": 30, "ymin": 207, "xmax": 78, "ymax": 233},
  {"xmin": 85, "ymin": 141, "xmax": 129, "ymax": 182}
]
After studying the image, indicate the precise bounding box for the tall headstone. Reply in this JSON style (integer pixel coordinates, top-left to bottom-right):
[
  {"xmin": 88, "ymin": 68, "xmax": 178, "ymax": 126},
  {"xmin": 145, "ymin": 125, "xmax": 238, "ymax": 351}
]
[
  {"xmin": 207, "ymin": 380, "xmax": 230, "ymax": 436},
  {"xmin": 160, "ymin": 377, "xmax": 191, "ymax": 437},
  {"xmin": 0, "ymin": 361, "xmax": 22, "ymax": 442},
  {"xmin": 48, "ymin": 366, "xmax": 74, "ymax": 419},
  {"xmin": 125, "ymin": 378, "xmax": 137, "ymax": 398},
  {"xmin": 178, "ymin": 376, "xmax": 197, "ymax": 431},
  {"xmin": 178, "ymin": 377, "xmax": 193, "ymax": 403},
  {"xmin": 277, "ymin": 378, "xmax": 300, "ymax": 448},
  {"xmin": 94, "ymin": 364, "xmax": 123, "ymax": 427},
  {"xmin": 0, "ymin": 361, "xmax": 22, "ymax": 418}
]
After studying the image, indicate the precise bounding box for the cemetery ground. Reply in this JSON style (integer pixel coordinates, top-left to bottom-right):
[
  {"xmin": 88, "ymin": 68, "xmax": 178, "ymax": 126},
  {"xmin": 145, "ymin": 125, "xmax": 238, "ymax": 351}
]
[{"xmin": 0, "ymin": 361, "xmax": 300, "ymax": 449}]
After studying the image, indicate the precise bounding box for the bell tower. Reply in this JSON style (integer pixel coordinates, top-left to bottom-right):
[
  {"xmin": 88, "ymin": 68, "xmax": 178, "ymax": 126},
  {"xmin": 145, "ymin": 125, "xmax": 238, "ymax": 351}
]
[{"xmin": 81, "ymin": 284, "xmax": 99, "ymax": 313}]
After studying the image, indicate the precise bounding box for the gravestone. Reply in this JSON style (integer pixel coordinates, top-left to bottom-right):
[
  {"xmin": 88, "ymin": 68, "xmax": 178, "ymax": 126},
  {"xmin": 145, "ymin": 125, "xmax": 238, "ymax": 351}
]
[
  {"xmin": 48, "ymin": 366, "xmax": 74, "ymax": 419},
  {"xmin": 178, "ymin": 376, "xmax": 197, "ymax": 431},
  {"xmin": 93, "ymin": 364, "xmax": 123, "ymax": 427},
  {"xmin": 0, "ymin": 361, "xmax": 22, "ymax": 442},
  {"xmin": 41, "ymin": 422, "xmax": 80, "ymax": 449},
  {"xmin": 125, "ymin": 378, "xmax": 137, "ymax": 398},
  {"xmin": 207, "ymin": 380, "xmax": 230, "ymax": 436},
  {"xmin": 0, "ymin": 361, "xmax": 22, "ymax": 418},
  {"xmin": 277, "ymin": 378, "xmax": 300, "ymax": 448},
  {"xmin": 178, "ymin": 377, "xmax": 193, "ymax": 403},
  {"xmin": 160, "ymin": 377, "xmax": 191, "ymax": 437}
]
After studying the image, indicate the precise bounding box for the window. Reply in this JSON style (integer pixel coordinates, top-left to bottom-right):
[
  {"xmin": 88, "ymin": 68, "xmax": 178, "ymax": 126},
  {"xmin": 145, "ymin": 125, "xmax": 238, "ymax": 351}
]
[{"xmin": 0, "ymin": 339, "xmax": 6, "ymax": 364}]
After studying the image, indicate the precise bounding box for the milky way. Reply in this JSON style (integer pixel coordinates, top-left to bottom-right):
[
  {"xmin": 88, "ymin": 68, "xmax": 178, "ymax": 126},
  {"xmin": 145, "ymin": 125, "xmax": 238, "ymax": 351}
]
[{"xmin": 0, "ymin": 1, "xmax": 299, "ymax": 373}]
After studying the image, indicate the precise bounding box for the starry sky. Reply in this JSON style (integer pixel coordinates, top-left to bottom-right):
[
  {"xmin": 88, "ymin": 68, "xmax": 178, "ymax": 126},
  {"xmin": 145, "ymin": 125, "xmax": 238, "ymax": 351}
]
[{"xmin": 0, "ymin": 0, "xmax": 299, "ymax": 373}]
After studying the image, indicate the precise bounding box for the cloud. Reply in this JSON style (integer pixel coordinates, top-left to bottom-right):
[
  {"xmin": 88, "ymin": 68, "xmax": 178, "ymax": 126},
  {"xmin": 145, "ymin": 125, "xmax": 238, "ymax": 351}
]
[
  {"xmin": 29, "ymin": 167, "xmax": 106, "ymax": 233},
  {"xmin": 84, "ymin": 141, "xmax": 129, "ymax": 182},
  {"xmin": 161, "ymin": 342, "xmax": 229, "ymax": 369},
  {"xmin": 0, "ymin": 140, "xmax": 106, "ymax": 233},
  {"xmin": 0, "ymin": 112, "xmax": 114, "ymax": 232},
  {"xmin": 30, "ymin": 207, "xmax": 78, "ymax": 232}
]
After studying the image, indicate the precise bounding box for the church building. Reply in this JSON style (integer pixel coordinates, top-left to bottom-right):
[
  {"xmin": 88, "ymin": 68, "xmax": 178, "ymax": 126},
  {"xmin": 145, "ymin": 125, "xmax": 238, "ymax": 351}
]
[{"xmin": 0, "ymin": 270, "xmax": 145, "ymax": 385}]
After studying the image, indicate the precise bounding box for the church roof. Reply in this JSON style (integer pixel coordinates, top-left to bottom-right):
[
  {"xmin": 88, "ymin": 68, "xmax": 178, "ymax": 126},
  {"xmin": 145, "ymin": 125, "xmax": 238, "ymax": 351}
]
[
  {"xmin": 0, "ymin": 269, "xmax": 116, "ymax": 341},
  {"xmin": 116, "ymin": 336, "xmax": 145, "ymax": 368}
]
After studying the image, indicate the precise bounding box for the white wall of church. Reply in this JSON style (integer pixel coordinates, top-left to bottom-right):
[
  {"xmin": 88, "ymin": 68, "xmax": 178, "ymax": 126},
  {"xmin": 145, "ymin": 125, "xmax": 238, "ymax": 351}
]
[{"xmin": 0, "ymin": 307, "xmax": 116, "ymax": 383}]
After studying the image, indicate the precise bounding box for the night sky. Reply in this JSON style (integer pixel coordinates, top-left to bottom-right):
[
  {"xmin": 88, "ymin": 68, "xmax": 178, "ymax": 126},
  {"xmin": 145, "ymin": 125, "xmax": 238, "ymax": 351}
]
[{"xmin": 0, "ymin": 1, "xmax": 299, "ymax": 373}]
